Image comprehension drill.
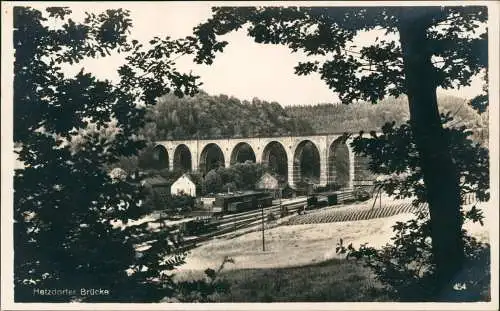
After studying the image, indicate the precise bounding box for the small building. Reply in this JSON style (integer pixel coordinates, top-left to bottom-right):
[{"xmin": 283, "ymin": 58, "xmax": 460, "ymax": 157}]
[
  {"xmin": 142, "ymin": 175, "xmax": 170, "ymax": 191},
  {"xmin": 200, "ymin": 196, "xmax": 216, "ymax": 209},
  {"xmin": 171, "ymin": 174, "xmax": 196, "ymax": 197},
  {"xmin": 142, "ymin": 175, "xmax": 171, "ymax": 197},
  {"xmin": 256, "ymin": 173, "xmax": 282, "ymax": 198},
  {"xmin": 141, "ymin": 175, "xmax": 171, "ymax": 210}
]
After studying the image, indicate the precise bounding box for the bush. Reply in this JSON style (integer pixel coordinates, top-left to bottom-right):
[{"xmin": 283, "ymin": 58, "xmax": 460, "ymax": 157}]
[
  {"xmin": 173, "ymin": 257, "xmax": 234, "ymax": 302},
  {"xmin": 170, "ymin": 194, "xmax": 195, "ymax": 213},
  {"xmin": 354, "ymin": 189, "xmax": 371, "ymax": 202},
  {"xmin": 267, "ymin": 212, "xmax": 277, "ymax": 222}
]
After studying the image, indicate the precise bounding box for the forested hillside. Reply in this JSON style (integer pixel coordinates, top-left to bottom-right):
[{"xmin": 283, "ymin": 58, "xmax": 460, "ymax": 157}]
[
  {"xmin": 285, "ymin": 95, "xmax": 488, "ymax": 144},
  {"xmin": 141, "ymin": 92, "xmax": 486, "ymax": 144},
  {"xmin": 141, "ymin": 91, "xmax": 314, "ymax": 140},
  {"xmin": 286, "ymin": 97, "xmax": 409, "ymax": 133}
]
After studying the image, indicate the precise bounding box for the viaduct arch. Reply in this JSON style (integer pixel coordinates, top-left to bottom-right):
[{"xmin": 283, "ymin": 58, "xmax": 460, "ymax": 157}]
[
  {"xmin": 293, "ymin": 140, "xmax": 321, "ymax": 186},
  {"xmin": 155, "ymin": 133, "xmax": 374, "ymax": 189},
  {"xmin": 262, "ymin": 141, "xmax": 288, "ymax": 182},
  {"xmin": 199, "ymin": 143, "xmax": 225, "ymax": 174},
  {"xmin": 152, "ymin": 145, "xmax": 169, "ymax": 170},
  {"xmin": 173, "ymin": 144, "xmax": 192, "ymax": 172},
  {"xmin": 230, "ymin": 142, "xmax": 256, "ymax": 165}
]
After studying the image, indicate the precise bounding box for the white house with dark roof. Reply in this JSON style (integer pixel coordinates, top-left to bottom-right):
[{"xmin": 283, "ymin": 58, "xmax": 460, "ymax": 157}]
[{"xmin": 171, "ymin": 174, "xmax": 196, "ymax": 197}]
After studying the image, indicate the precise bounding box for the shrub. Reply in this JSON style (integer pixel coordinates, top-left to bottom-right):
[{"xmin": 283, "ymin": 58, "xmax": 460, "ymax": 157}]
[
  {"xmin": 354, "ymin": 189, "xmax": 371, "ymax": 202},
  {"xmin": 170, "ymin": 194, "xmax": 195, "ymax": 213},
  {"xmin": 267, "ymin": 212, "xmax": 277, "ymax": 222},
  {"xmin": 173, "ymin": 257, "xmax": 234, "ymax": 302}
]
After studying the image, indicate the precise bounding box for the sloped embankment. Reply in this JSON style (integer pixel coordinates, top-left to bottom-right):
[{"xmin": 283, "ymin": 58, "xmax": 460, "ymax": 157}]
[{"xmin": 284, "ymin": 202, "xmax": 427, "ymax": 226}]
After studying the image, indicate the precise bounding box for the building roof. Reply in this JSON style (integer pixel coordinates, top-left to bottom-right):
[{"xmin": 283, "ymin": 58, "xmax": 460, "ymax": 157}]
[
  {"xmin": 142, "ymin": 175, "xmax": 169, "ymax": 187},
  {"xmin": 179, "ymin": 173, "xmax": 194, "ymax": 181},
  {"xmin": 172, "ymin": 173, "xmax": 195, "ymax": 184},
  {"xmin": 215, "ymin": 190, "xmax": 266, "ymax": 200},
  {"xmin": 256, "ymin": 172, "xmax": 282, "ymax": 190}
]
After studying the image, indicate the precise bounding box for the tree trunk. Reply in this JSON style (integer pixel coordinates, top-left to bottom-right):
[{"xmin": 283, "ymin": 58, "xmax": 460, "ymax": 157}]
[{"xmin": 398, "ymin": 12, "xmax": 464, "ymax": 299}]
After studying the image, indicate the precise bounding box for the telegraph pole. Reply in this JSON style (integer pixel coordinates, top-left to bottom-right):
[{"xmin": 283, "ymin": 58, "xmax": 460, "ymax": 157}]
[
  {"xmin": 279, "ymin": 189, "xmax": 282, "ymax": 215},
  {"xmin": 261, "ymin": 204, "xmax": 265, "ymax": 251}
]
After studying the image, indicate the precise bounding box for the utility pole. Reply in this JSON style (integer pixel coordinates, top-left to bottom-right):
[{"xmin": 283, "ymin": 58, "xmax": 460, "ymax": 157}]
[
  {"xmin": 379, "ymin": 187, "xmax": 382, "ymax": 209},
  {"xmin": 279, "ymin": 188, "xmax": 282, "ymax": 216},
  {"xmin": 261, "ymin": 204, "xmax": 265, "ymax": 251}
]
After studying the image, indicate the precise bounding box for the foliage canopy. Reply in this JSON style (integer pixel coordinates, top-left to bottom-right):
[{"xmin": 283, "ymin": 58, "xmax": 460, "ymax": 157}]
[
  {"xmin": 14, "ymin": 6, "xmax": 227, "ymax": 302},
  {"xmin": 189, "ymin": 5, "xmax": 490, "ymax": 299}
]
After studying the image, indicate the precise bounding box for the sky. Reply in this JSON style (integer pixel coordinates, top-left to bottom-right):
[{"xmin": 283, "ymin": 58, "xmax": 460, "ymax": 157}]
[{"xmin": 38, "ymin": 2, "xmax": 486, "ymax": 107}]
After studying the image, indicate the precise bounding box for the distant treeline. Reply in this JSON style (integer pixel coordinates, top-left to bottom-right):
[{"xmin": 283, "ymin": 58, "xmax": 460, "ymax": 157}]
[
  {"xmin": 141, "ymin": 92, "xmax": 487, "ymax": 144},
  {"xmin": 285, "ymin": 95, "xmax": 488, "ymax": 142}
]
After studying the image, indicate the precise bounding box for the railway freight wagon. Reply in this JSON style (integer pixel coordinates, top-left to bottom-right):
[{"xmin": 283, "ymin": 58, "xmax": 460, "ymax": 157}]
[{"xmin": 213, "ymin": 191, "xmax": 273, "ymax": 214}]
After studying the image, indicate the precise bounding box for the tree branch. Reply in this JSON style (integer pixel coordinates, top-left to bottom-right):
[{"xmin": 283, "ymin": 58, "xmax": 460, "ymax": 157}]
[{"xmin": 342, "ymin": 47, "xmax": 363, "ymax": 55}]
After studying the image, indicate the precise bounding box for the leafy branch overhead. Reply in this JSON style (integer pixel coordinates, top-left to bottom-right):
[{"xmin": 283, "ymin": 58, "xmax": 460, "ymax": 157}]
[
  {"xmin": 187, "ymin": 5, "xmax": 490, "ymax": 299},
  {"xmin": 13, "ymin": 6, "xmax": 222, "ymax": 302},
  {"xmin": 188, "ymin": 6, "xmax": 487, "ymax": 105},
  {"xmin": 351, "ymin": 114, "xmax": 490, "ymax": 205}
]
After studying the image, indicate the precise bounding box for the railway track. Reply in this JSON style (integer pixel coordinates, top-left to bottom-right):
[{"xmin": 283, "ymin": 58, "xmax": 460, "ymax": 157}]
[
  {"xmin": 185, "ymin": 200, "xmax": 307, "ymax": 244},
  {"xmin": 137, "ymin": 199, "xmax": 428, "ymax": 254},
  {"xmin": 135, "ymin": 198, "xmax": 308, "ymax": 252}
]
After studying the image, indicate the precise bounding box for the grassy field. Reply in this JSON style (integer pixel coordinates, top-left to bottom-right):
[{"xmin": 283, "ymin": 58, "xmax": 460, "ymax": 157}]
[
  {"xmin": 172, "ymin": 200, "xmax": 493, "ymax": 302},
  {"xmin": 214, "ymin": 258, "xmax": 393, "ymax": 302}
]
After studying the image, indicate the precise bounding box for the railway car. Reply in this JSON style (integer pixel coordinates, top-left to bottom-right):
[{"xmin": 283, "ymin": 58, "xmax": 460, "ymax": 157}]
[{"xmin": 213, "ymin": 191, "xmax": 273, "ymax": 214}]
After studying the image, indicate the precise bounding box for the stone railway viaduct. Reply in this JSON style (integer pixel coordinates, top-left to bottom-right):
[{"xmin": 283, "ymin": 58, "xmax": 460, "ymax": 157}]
[{"xmin": 154, "ymin": 132, "xmax": 375, "ymax": 189}]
